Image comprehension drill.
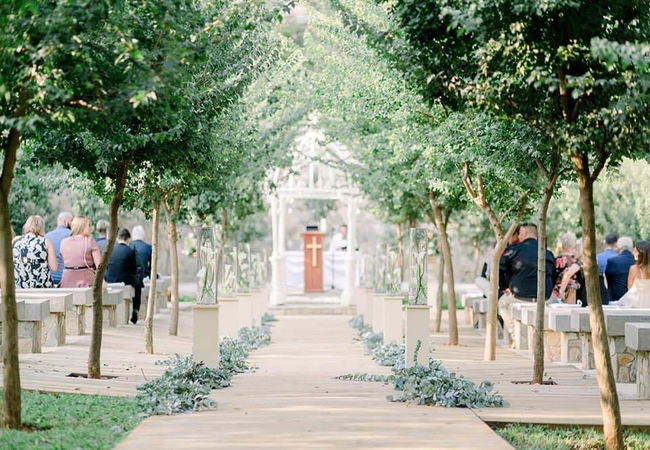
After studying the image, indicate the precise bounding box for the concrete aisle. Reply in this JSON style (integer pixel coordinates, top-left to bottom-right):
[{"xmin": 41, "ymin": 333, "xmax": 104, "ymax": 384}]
[{"xmin": 116, "ymin": 315, "xmax": 512, "ymax": 450}]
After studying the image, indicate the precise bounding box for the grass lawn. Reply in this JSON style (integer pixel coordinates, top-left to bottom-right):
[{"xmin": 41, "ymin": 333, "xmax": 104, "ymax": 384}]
[
  {"xmin": 496, "ymin": 424, "xmax": 650, "ymax": 450},
  {"xmin": 0, "ymin": 390, "xmax": 143, "ymax": 450}
]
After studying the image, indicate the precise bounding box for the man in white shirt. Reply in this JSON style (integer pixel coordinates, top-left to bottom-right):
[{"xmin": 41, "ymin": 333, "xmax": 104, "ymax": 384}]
[{"xmin": 330, "ymin": 225, "xmax": 348, "ymax": 252}]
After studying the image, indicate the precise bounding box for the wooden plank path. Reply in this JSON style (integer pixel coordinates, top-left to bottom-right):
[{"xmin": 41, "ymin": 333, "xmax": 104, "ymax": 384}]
[
  {"xmin": 5, "ymin": 307, "xmax": 194, "ymax": 397},
  {"xmin": 117, "ymin": 315, "xmax": 512, "ymax": 450},
  {"xmin": 431, "ymin": 319, "xmax": 650, "ymax": 427}
]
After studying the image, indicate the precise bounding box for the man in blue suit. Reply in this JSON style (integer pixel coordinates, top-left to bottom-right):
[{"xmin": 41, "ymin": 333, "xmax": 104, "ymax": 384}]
[
  {"xmin": 130, "ymin": 225, "xmax": 152, "ymax": 281},
  {"xmin": 605, "ymin": 236, "xmax": 636, "ymax": 301},
  {"xmin": 105, "ymin": 228, "xmax": 143, "ymax": 324}
]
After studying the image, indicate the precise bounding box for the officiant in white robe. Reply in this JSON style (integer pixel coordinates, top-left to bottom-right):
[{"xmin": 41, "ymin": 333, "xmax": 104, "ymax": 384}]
[{"xmin": 330, "ymin": 224, "xmax": 348, "ymax": 252}]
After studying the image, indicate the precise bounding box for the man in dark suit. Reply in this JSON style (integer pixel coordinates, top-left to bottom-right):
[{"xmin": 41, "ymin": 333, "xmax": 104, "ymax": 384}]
[
  {"xmin": 105, "ymin": 228, "xmax": 143, "ymax": 324},
  {"xmin": 130, "ymin": 225, "xmax": 152, "ymax": 280},
  {"xmin": 498, "ymin": 223, "xmax": 558, "ymax": 342},
  {"xmin": 605, "ymin": 236, "xmax": 636, "ymax": 301}
]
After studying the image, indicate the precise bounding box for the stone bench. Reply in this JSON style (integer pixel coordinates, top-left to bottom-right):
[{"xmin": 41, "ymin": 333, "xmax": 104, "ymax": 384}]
[
  {"xmin": 522, "ymin": 304, "xmax": 581, "ymax": 362},
  {"xmin": 625, "ymin": 323, "xmax": 650, "ymax": 398},
  {"xmin": 0, "ymin": 299, "xmax": 49, "ymax": 353},
  {"xmin": 84, "ymin": 290, "xmax": 123, "ymax": 329},
  {"xmin": 17, "ymin": 287, "xmax": 92, "ymax": 335},
  {"xmin": 472, "ymin": 297, "xmax": 489, "ymax": 330},
  {"xmin": 144, "ymin": 276, "xmax": 170, "ymax": 315},
  {"xmin": 107, "ymin": 283, "xmax": 135, "ymax": 325},
  {"xmin": 17, "ymin": 292, "xmax": 73, "ymax": 346},
  {"xmin": 461, "ymin": 291, "xmax": 484, "ymax": 326},
  {"xmin": 509, "ymin": 302, "xmax": 533, "ymax": 350},
  {"xmin": 571, "ymin": 307, "xmax": 650, "ymax": 381},
  {"xmin": 547, "ymin": 306, "xmax": 582, "ymax": 363}
]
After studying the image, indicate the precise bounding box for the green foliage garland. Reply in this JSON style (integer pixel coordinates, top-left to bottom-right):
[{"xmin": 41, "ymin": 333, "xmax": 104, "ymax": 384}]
[
  {"xmin": 136, "ymin": 325, "xmax": 272, "ymax": 416},
  {"xmin": 345, "ymin": 315, "xmax": 506, "ymax": 408}
]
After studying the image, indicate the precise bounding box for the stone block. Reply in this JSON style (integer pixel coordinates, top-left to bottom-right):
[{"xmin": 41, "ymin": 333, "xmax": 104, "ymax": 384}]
[
  {"xmin": 544, "ymin": 330, "xmax": 562, "ymax": 362},
  {"xmin": 23, "ymin": 299, "xmax": 50, "ymax": 321},
  {"xmin": 560, "ymin": 331, "xmax": 581, "ymax": 363},
  {"xmin": 0, "ymin": 300, "xmax": 25, "ymax": 321},
  {"xmin": 571, "ymin": 309, "xmax": 591, "ymax": 332},
  {"xmin": 625, "ymin": 323, "xmax": 650, "ymax": 351},
  {"xmin": 604, "ymin": 310, "xmax": 650, "ymax": 336}
]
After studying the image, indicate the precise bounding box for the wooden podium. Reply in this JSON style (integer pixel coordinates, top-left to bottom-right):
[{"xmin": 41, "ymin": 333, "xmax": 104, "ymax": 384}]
[{"xmin": 302, "ymin": 231, "xmax": 324, "ymax": 292}]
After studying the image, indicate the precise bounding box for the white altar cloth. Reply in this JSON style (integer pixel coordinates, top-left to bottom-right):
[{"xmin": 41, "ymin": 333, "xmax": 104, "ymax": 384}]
[{"xmin": 284, "ymin": 250, "xmax": 361, "ymax": 291}]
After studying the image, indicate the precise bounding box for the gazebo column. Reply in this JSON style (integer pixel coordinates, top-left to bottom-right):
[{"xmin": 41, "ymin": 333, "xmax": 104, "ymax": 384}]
[
  {"xmin": 269, "ymin": 196, "xmax": 284, "ymax": 306},
  {"xmin": 277, "ymin": 197, "xmax": 288, "ymax": 304},
  {"xmin": 341, "ymin": 199, "xmax": 357, "ymax": 306}
]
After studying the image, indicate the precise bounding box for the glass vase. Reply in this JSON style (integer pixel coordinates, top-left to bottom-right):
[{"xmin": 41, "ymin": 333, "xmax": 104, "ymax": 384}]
[
  {"xmin": 386, "ymin": 244, "xmax": 402, "ymax": 296},
  {"xmin": 237, "ymin": 243, "xmax": 251, "ymax": 293},
  {"xmin": 374, "ymin": 242, "xmax": 386, "ymax": 293},
  {"xmin": 196, "ymin": 226, "xmax": 217, "ymax": 304},
  {"xmin": 408, "ymin": 228, "xmax": 428, "ymax": 305},
  {"xmin": 220, "ymin": 245, "xmax": 237, "ymax": 298}
]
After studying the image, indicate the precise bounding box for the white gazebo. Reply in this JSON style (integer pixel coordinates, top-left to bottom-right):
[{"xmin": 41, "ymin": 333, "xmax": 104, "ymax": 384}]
[{"xmin": 268, "ymin": 126, "xmax": 361, "ymax": 306}]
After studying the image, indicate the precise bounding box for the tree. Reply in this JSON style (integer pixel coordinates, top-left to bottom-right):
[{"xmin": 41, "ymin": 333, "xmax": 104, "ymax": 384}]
[
  {"xmin": 34, "ymin": 0, "xmax": 286, "ymax": 374},
  {"xmin": 402, "ymin": 1, "xmax": 650, "ymax": 447},
  {"xmin": 0, "ymin": 0, "xmax": 112, "ymax": 428}
]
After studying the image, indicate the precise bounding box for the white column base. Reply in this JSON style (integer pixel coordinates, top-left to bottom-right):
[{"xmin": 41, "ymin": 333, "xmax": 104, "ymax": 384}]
[
  {"xmin": 405, "ymin": 305, "xmax": 431, "ymax": 368},
  {"xmin": 237, "ymin": 293, "xmax": 253, "ymax": 330},
  {"xmin": 356, "ymin": 287, "xmax": 366, "ymax": 317},
  {"xmin": 193, "ymin": 304, "xmax": 220, "ymax": 367},
  {"xmin": 217, "ymin": 297, "xmax": 239, "ymax": 338},
  {"xmin": 269, "ymin": 254, "xmax": 283, "ymax": 306},
  {"xmin": 372, "ymin": 294, "xmax": 385, "ymax": 334},
  {"xmin": 249, "ymin": 289, "xmax": 262, "ymax": 327},
  {"xmin": 340, "ymin": 255, "xmax": 356, "ymax": 306},
  {"xmin": 383, "ymin": 296, "xmax": 404, "ymax": 344},
  {"xmin": 363, "ymin": 289, "xmax": 374, "ymax": 327}
]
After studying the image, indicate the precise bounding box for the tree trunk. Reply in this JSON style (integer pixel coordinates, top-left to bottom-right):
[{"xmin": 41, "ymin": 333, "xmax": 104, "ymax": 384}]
[
  {"xmin": 533, "ymin": 175, "xmax": 558, "ymax": 383},
  {"xmin": 432, "ymin": 202, "xmax": 458, "ymax": 345},
  {"xmin": 575, "ymin": 163, "xmax": 623, "ymax": 449},
  {"xmin": 485, "ymin": 232, "xmax": 511, "ymax": 361},
  {"xmin": 88, "ymin": 162, "xmax": 129, "ymax": 379},
  {"xmin": 164, "ymin": 193, "xmax": 181, "ymax": 336},
  {"xmin": 434, "ymin": 255, "xmax": 444, "ymax": 333},
  {"xmin": 1, "ymin": 130, "xmax": 22, "ymax": 429},
  {"xmin": 145, "ymin": 201, "xmax": 160, "ymax": 354}
]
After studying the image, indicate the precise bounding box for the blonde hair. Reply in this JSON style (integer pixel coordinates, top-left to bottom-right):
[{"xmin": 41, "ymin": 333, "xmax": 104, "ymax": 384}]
[
  {"xmin": 70, "ymin": 216, "xmax": 90, "ymax": 237},
  {"xmin": 23, "ymin": 215, "xmax": 46, "ymax": 236}
]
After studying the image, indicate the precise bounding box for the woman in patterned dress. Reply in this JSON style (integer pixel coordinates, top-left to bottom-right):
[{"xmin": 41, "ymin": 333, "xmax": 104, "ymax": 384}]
[
  {"xmin": 59, "ymin": 216, "xmax": 101, "ymax": 288},
  {"xmin": 13, "ymin": 215, "xmax": 59, "ymax": 288}
]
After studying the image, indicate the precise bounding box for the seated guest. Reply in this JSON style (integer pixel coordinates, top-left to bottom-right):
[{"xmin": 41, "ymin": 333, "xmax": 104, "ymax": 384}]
[
  {"xmin": 597, "ymin": 233, "xmax": 618, "ymax": 304},
  {"xmin": 106, "ymin": 228, "xmax": 143, "ymax": 324},
  {"xmin": 60, "ymin": 216, "xmax": 100, "ymax": 288},
  {"xmin": 615, "ymin": 241, "xmax": 650, "ymax": 308},
  {"xmin": 95, "ymin": 220, "xmax": 109, "ymax": 254},
  {"xmin": 45, "ymin": 211, "xmax": 72, "ymax": 285},
  {"xmin": 130, "ymin": 225, "xmax": 152, "ymax": 280},
  {"xmin": 605, "ymin": 236, "xmax": 636, "ymax": 301},
  {"xmin": 13, "ymin": 215, "xmax": 58, "ymax": 288}
]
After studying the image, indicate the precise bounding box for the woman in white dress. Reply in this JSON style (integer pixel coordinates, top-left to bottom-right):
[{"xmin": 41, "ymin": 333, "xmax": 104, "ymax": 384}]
[{"xmin": 617, "ymin": 241, "xmax": 650, "ymax": 308}]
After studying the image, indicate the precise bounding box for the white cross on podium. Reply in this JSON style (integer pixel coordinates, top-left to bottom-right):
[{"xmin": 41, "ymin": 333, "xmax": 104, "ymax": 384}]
[{"xmin": 306, "ymin": 236, "xmax": 322, "ymax": 268}]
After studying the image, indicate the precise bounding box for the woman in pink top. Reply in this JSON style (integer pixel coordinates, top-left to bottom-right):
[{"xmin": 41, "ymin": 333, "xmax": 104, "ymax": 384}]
[{"xmin": 60, "ymin": 216, "xmax": 101, "ymax": 288}]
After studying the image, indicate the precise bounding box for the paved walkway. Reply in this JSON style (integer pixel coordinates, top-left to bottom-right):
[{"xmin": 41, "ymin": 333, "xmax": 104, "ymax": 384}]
[{"xmin": 116, "ymin": 315, "xmax": 512, "ymax": 449}]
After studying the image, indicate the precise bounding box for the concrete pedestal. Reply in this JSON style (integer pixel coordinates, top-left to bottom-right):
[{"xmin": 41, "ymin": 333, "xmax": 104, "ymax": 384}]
[
  {"xmin": 383, "ymin": 296, "xmax": 403, "ymax": 344},
  {"xmin": 372, "ymin": 294, "xmax": 385, "ymax": 334},
  {"xmin": 218, "ymin": 297, "xmax": 239, "ymax": 338},
  {"xmin": 237, "ymin": 293, "xmax": 253, "ymax": 330},
  {"xmin": 193, "ymin": 304, "xmax": 220, "ymax": 367},
  {"xmin": 363, "ymin": 289, "xmax": 374, "ymax": 327},
  {"xmin": 405, "ymin": 305, "xmax": 431, "ymax": 368},
  {"xmin": 249, "ymin": 289, "xmax": 262, "ymax": 327}
]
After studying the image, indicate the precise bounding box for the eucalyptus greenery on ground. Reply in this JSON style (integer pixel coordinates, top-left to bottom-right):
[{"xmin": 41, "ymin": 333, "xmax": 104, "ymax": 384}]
[
  {"xmin": 344, "ymin": 315, "xmax": 506, "ymax": 408},
  {"xmin": 136, "ymin": 325, "xmax": 272, "ymax": 416},
  {"xmin": 262, "ymin": 313, "xmax": 278, "ymax": 324}
]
